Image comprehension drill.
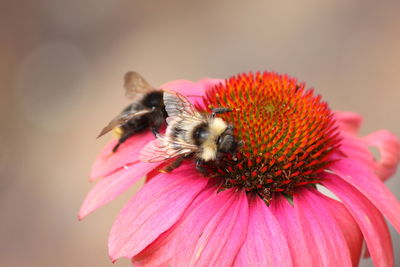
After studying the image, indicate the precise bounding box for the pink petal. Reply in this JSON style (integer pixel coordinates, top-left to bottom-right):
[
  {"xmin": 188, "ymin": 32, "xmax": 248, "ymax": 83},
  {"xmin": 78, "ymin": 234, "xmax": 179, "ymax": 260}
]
[
  {"xmin": 323, "ymin": 173, "xmax": 394, "ymax": 266},
  {"xmin": 108, "ymin": 164, "xmax": 208, "ymax": 261},
  {"xmin": 161, "ymin": 78, "xmax": 223, "ymax": 98},
  {"xmin": 269, "ymin": 194, "xmax": 313, "ymax": 267},
  {"xmin": 334, "ymin": 113, "xmax": 400, "ymax": 182},
  {"xmin": 294, "ymin": 187, "xmax": 353, "ymax": 266},
  {"xmin": 234, "ymin": 194, "xmax": 293, "ymax": 267},
  {"xmin": 160, "ymin": 80, "xmax": 203, "ymax": 97},
  {"xmin": 338, "ymin": 130, "xmax": 400, "ymax": 183},
  {"xmin": 333, "ymin": 111, "xmax": 363, "ymax": 134},
  {"xmin": 329, "ymin": 158, "xmax": 400, "ymax": 234},
  {"xmin": 339, "ymin": 132, "xmax": 373, "ymax": 164},
  {"xmin": 160, "ymin": 78, "xmax": 224, "ymax": 109},
  {"xmin": 317, "ymin": 191, "xmax": 363, "ymax": 266},
  {"xmin": 363, "ymin": 130, "xmax": 400, "ymax": 181},
  {"xmin": 78, "ymin": 161, "xmax": 159, "ymax": 219},
  {"xmin": 90, "ymin": 131, "xmax": 154, "ymax": 180},
  {"xmin": 133, "ymin": 183, "xmax": 218, "ymax": 267},
  {"xmin": 198, "ymin": 78, "xmax": 225, "ymax": 92},
  {"xmin": 172, "ymin": 189, "xmax": 248, "ymax": 267}
]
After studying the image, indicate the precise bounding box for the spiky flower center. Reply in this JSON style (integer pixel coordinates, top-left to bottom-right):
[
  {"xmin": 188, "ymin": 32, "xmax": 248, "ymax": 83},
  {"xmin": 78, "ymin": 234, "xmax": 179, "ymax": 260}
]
[{"xmin": 202, "ymin": 72, "xmax": 340, "ymax": 202}]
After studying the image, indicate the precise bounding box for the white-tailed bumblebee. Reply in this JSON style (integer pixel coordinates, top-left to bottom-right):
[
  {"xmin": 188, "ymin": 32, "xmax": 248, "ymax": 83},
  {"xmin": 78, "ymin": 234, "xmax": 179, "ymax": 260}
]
[{"xmin": 97, "ymin": 72, "xmax": 167, "ymax": 152}]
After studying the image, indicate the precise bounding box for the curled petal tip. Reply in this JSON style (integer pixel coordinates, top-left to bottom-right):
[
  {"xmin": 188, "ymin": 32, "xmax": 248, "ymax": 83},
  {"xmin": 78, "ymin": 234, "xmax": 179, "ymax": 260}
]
[
  {"xmin": 364, "ymin": 129, "xmax": 400, "ymax": 181},
  {"xmin": 333, "ymin": 111, "xmax": 363, "ymax": 133},
  {"xmin": 109, "ymin": 255, "xmax": 117, "ymax": 264}
]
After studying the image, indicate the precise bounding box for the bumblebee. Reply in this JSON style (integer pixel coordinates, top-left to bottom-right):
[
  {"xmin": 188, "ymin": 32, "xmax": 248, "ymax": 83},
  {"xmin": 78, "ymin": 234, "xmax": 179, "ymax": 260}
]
[
  {"xmin": 140, "ymin": 91, "xmax": 241, "ymax": 170},
  {"xmin": 97, "ymin": 72, "xmax": 167, "ymax": 152}
]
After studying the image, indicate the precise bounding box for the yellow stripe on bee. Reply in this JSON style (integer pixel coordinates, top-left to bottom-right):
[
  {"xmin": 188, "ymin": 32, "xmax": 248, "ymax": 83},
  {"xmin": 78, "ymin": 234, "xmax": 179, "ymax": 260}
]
[{"xmin": 113, "ymin": 127, "xmax": 123, "ymax": 139}]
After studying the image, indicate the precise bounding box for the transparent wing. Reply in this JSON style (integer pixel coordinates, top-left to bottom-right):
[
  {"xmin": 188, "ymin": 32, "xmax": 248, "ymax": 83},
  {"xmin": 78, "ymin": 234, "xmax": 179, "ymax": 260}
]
[
  {"xmin": 124, "ymin": 71, "xmax": 154, "ymax": 99},
  {"xmin": 140, "ymin": 136, "xmax": 198, "ymax": 162},
  {"xmin": 163, "ymin": 90, "xmax": 202, "ymax": 120},
  {"xmin": 97, "ymin": 109, "xmax": 152, "ymax": 138}
]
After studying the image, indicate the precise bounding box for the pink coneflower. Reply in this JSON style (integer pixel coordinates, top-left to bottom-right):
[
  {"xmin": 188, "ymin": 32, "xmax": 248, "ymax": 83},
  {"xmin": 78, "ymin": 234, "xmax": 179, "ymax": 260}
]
[{"xmin": 79, "ymin": 72, "xmax": 400, "ymax": 266}]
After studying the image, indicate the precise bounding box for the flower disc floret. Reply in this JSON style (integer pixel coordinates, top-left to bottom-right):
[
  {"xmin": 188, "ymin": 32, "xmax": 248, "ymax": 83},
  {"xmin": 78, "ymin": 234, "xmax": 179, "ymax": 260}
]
[{"xmin": 203, "ymin": 72, "xmax": 341, "ymax": 201}]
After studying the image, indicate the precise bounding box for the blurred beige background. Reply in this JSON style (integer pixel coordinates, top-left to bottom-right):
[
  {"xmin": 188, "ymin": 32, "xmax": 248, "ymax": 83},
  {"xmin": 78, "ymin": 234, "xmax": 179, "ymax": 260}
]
[{"xmin": 1, "ymin": 1, "xmax": 399, "ymax": 266}]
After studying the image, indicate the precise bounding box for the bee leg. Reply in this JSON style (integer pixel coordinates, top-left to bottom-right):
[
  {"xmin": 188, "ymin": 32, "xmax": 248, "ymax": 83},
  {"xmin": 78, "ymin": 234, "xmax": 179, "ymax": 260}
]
[
  {"xmin": 212, "ymin": 107, "xmax": 232, "ymax": 117},
  {"xmin": 163, "ymin": 156, "xmax": 185, "ymax": 172},
  {"xmin": 150, "ymin": 126, "xmax": 159, "ymax": 137},
  {"xmin": 195, "ymin": 159, "xmax": 206, "ymax": 173},
  {"xmin": 112, "ymin": 143, "xmax": 121, "ymax": 153},
  {"xmin": 237, "ymin": 140, "xmax": 245, "ymax": 147},
  {"xmin": 151, "ymin": 110, "xmax": 165, "ymax": 137}
]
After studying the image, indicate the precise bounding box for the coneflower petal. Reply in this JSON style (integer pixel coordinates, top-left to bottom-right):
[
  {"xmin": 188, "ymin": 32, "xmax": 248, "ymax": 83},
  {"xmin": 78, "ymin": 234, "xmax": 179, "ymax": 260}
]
[
  {"xmin": 330, "ymin": 158, "xmax": 400, "ymax": 233},
  {"xmin": 294, "ymin": 187, "xmax": 353, "ymax": 266},
  {"xmin": 270, "ymin": 194, "xmax": 313, "ymax": 267},
  {"xmin": 334, "ymin": 123, "xmax": 375, "ymax": 176},
  {"xmin": 363, "ymin": 130, "xmax": 400, "ymax": 182},
  {"xmin": 314, "ymin": 190, "xmax": 363, "ymax": 266},
  {"xmin": 172, "ymin": 189, "xmax": 248, "ymax": 267},
  {"xmin": 108, "ymin": 164, "xmax": 208, "ymax": 261},
  {"xmin": 90, "ymin": 131, "xmax": 154, "ymax": 180},
  {"xmin": 132, "ymin": 184, "xmax": 218, "ymax": 267},
  {"xmin": 234, "ymin": 194, "xmax": 293, "ymax": 267},
  {"xmin": 333, "ymin": 111, "xmax": 363, "ymax": 134},
  {"xmin": 323, "ymin": 173, "xmax": 394, "ymax": 266},
  {"xmin": 338, "ymin": 133, "xmax": 374, "ymax": 169},
  {"xmin": 335, "ymin": 112, "xmax": 400, "ymax": 182},
  {"xmin": 78, "ymin": 161, "xmax": 159, "ymax": 219},
  {"xmin": 160, "ymin": 78, "xmax": 224, "ymax": 106}
]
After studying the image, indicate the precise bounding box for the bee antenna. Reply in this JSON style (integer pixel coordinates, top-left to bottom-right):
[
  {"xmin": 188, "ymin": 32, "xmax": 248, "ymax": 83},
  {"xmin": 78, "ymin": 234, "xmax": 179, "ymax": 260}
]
[{"xmin": 211, "ymin": 107, "xmax": 232, "ymax": 117}]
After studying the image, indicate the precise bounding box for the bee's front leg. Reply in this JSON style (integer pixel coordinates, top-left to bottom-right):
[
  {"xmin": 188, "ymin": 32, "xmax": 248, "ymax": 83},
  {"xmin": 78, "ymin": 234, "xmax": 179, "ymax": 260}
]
[
  {"xmin": 150, "ymin": 109, "xmax": 165, "ymax": 137},
  {"xmin": 162, "ymin": 156, "xmax": 185, "ymax": 173},
  {"xmin": 195, "ymin": 159, "xmax": 205, "ymax": 173},
  {"xmin": 150, "ymin": 126, "xmax": 159, "ymax": 137}
]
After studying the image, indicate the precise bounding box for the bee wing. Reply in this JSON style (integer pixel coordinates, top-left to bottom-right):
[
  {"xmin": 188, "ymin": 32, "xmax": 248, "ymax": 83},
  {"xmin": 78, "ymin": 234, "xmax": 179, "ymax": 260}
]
[
  {"xmin": 124, "ymin": 71, "xmax": 155, "ymax": 99},
  {"xmin": 140, "ymin": 135, "xmax": 198, "ymax": 162},
  {"xmin": 163, "ymin": 90, "xmax": 202, "ymax": 121},
  {"xmin": 97, "ymin": 109, "xmax": 152, "ymax": 138}
]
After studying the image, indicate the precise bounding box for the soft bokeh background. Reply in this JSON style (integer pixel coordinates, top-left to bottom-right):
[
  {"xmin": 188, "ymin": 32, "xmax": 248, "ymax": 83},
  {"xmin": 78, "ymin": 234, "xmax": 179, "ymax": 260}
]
[{"xmin": 1, "ymin": 1, "xmax": 399, "ymax": 266}]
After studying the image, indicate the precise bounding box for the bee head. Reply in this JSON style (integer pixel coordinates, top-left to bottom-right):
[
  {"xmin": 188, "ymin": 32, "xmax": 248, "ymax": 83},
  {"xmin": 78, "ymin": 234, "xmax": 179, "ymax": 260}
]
[{"xmin": 217, "ymin": 125, "xmax": 239, "ymax": 153}]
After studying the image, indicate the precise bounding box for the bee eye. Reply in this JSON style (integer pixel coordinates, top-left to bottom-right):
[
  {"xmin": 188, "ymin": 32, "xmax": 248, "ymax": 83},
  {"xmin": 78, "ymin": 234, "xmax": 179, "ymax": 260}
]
[
  {"xmin": 217, "ymin": 136, "xmax": 222, "ymax": 145},
  {"xmin": 218, "ymin": 135, "xmax": 234, "ymax": 152}
]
